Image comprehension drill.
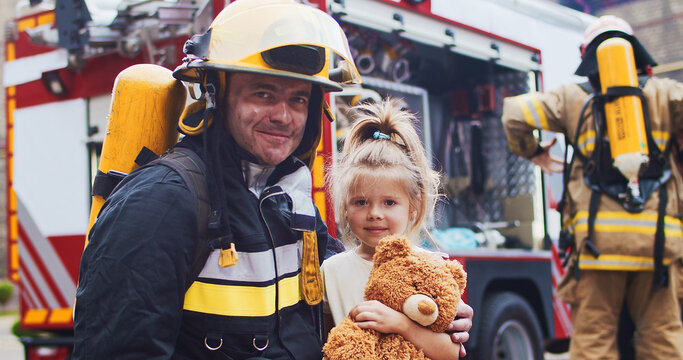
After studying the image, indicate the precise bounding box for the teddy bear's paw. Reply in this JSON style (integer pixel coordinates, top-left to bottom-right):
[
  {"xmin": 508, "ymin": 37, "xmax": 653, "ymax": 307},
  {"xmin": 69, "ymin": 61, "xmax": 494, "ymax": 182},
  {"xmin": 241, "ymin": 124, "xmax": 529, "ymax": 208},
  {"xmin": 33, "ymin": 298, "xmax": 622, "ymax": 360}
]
[
  {"xmin": 376, "ymin": 334, "xmax": 427, "ymax": 360},
  {"xmin": 323, "ymin": 318, "xmax": 379, "ymax": 360}
]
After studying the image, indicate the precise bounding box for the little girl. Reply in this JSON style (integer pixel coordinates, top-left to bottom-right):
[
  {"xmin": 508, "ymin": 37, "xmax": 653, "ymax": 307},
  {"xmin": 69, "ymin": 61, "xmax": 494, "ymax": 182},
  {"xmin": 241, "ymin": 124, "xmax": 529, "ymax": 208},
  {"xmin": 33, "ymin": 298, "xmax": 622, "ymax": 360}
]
[{"xmin": 322, "ymin": 98, "xmax": 463, "ymax": 359}]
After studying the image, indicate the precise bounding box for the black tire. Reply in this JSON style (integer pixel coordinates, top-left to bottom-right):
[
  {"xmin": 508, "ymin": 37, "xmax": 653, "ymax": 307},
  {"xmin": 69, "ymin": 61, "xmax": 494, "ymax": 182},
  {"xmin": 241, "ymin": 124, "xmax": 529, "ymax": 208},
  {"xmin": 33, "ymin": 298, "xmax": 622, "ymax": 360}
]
[{"xmin": 474, "ymin": 292, "xmax": 544, "ymax": 360}]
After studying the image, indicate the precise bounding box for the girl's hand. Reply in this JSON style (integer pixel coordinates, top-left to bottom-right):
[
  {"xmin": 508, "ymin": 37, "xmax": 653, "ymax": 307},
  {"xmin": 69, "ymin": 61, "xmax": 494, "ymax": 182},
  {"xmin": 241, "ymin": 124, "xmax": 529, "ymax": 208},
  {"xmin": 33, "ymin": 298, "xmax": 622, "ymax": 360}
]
[{"xmin": 348, "ymin": 300, "xmax": 409, "ymax": 335}]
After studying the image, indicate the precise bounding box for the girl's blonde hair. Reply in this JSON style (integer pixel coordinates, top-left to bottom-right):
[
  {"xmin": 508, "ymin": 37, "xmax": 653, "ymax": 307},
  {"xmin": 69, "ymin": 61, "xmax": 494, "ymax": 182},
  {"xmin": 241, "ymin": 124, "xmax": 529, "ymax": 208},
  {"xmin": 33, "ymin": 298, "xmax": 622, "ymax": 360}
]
[{"xmin": 327, "ymin": 97, "xmax": 441, "ymax": 246}]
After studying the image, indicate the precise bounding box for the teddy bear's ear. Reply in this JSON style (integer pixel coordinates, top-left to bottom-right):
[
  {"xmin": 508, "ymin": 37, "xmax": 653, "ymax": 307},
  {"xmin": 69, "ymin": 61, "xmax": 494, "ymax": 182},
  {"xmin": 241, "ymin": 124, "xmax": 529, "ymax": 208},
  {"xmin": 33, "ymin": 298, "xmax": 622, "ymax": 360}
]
[
  {"xmin": 446, "ymin": 259, "xmax": 468, "ymax": 296},
  {"xmin": 372, "ymin": 235, "xmax": 412, "ymax": 264}
]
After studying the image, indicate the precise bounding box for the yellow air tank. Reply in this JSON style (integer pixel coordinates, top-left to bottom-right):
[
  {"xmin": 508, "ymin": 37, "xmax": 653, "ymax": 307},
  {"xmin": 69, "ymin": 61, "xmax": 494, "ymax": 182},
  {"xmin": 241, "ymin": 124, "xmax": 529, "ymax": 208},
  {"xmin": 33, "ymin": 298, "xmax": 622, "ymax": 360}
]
[
  {"xmin": 597, "ymin": 37, "xmax": 649, "ymax": 199},
  {"xmin": 86, "ymin": 64, "xmax": 186, "ymax": 244}
]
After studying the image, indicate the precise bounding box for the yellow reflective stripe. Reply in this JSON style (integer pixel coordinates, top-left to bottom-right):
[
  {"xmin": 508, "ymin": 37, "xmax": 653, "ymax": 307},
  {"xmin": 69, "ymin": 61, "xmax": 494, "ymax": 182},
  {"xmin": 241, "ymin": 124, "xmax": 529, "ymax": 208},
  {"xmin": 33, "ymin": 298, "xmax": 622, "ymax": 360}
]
[
  {"xmin": 506, "ymin": 135, "xmax": 523, "ymax": 153},
  {"xmin": 574, "ymin": 130, "xmax": 668, "ymax": 153},
  {"xmin": 579, "ymin": 254, "xmax": 672, "ymax": 271},
  {"xmin": 516, "ymin": 95, "xmax": 536, "ymax": 128},
  {"xmin": 529, "ymin": 96, "xmax": 549, "ymax": 130},
  {"xmin": 576, "ymin": 130, "xmax": 595, "ymax": 153},
  {"xmin": 506, "ymin": 133, "xmax": 535, "ymax": 154},
  {"xmin": 651, "ymin": 130, "xmax": 669, "ymax": 151},
  {"xmin": 278, "ymin": 275, "xmax": 302, "ymax": 309},
  {"xmin": 183, "ymin": 275, "xmax": 302, "ymax": 317},
  {"xmin": 569, "ymin": 211, "xmax": 683, "ymax": 237},
  {"xmin": 573, "ymin": 223, "xmax": 683, "ymax": 237},
  {"xmin": 516, "ymin": 94, "xmax": 549, "ymax": 130}
]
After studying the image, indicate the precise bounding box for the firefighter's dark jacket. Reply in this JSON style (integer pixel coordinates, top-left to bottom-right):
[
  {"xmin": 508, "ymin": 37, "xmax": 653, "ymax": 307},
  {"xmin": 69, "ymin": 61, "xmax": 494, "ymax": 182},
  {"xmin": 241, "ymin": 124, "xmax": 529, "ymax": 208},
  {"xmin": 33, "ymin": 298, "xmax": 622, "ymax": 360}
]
[
  {"xmin": 502, "ymin": 77, "xmax": 683, "ymax": 272},
  {"xmin": 73, "ymin": 132, "xmax": 341, "ymax": 359}
]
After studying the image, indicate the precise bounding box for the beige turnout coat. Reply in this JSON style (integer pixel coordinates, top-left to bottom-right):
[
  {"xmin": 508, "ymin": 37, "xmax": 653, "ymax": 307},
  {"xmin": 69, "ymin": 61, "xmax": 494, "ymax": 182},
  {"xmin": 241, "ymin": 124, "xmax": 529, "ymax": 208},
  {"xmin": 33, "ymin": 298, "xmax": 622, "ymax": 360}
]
[{"xmin": 502, "ymin": 77, "xmax": 683, "ymax": 272}]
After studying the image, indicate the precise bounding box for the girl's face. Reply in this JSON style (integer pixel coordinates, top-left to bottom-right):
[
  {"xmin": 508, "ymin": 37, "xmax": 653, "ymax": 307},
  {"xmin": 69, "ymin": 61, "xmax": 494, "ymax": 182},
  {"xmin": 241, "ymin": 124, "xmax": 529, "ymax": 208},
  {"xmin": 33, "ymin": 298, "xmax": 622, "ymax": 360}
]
[{"xmin": 346, "ymin": 177, "xmax": 414, "ymax": 254}]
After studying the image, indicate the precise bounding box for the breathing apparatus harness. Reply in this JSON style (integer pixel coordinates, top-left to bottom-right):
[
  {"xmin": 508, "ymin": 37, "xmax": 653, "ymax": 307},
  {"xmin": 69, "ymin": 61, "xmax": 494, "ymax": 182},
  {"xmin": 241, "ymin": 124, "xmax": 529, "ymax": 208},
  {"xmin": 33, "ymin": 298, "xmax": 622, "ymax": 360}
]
[{"xmin": 557, "ymin": 76, "xmax": 671, "ymax": 290}]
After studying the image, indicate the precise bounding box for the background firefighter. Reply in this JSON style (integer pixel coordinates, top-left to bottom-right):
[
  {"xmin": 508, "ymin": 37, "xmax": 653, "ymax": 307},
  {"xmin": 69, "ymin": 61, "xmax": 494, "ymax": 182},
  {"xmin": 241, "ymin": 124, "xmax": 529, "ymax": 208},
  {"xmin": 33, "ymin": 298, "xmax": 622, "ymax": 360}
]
[{"xmin": 501, "ymin": 15, "xmax": 683, "ymax": 359}]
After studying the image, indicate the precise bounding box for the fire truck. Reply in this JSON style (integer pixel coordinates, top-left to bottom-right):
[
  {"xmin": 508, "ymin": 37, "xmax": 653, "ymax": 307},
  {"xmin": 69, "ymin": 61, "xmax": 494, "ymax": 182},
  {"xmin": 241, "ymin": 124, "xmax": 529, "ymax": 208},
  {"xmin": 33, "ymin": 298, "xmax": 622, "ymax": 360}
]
[{"xmin": 4, "ymin": 0, "xmax": 595, "ymax": 358}]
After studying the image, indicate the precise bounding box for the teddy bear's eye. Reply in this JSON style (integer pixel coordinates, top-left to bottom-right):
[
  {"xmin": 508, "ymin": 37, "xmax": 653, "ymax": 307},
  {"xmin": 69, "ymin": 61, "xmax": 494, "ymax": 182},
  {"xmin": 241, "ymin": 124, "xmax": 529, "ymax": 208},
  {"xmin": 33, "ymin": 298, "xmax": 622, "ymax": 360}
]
[{"xmin": 413, "ymin": 283, "xmax": 419, "ymax": 291}]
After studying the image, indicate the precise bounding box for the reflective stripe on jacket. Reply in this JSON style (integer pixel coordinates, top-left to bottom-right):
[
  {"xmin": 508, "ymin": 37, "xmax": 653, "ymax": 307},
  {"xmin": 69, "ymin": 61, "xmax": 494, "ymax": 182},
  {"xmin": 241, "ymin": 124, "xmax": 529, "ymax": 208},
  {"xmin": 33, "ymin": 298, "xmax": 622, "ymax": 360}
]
[
  {"xmin": 175, "ymin": 147, "xmax": 330, "ymax": 359},
  {"xmin": 183, "ymin": 165, "xmax": 316, "ymax": 318},
  {"xmin": 501, "ymin": 77, "xmax": 683, "ymax": 268},
  {"xmin": 74, "ymin": 134, "xmax": 336, "ymax": 360}
]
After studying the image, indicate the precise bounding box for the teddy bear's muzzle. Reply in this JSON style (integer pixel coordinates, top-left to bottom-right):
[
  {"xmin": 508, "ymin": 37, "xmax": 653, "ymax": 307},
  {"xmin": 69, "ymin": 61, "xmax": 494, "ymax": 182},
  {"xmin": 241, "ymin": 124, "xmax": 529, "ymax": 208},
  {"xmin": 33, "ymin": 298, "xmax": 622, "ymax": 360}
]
[{"xmin": 402, "ymin": 294, "xmax": 438, "ymax": 326}]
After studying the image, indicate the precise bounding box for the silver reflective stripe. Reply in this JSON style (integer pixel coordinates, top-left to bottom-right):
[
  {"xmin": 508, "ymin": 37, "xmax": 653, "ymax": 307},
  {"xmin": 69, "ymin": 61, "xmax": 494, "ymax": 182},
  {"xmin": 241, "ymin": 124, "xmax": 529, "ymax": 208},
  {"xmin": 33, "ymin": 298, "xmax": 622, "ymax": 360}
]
[
  {"xmin": 654, "ymin": 137, "xmax": 667, "ymax": 148},
  {"xmin": 522, "ymin": 96, "xmax": 542, "ymax": 128},
  {"xmin": 197, "ymin": 240, "xmax": 302, "ymax": 283}
]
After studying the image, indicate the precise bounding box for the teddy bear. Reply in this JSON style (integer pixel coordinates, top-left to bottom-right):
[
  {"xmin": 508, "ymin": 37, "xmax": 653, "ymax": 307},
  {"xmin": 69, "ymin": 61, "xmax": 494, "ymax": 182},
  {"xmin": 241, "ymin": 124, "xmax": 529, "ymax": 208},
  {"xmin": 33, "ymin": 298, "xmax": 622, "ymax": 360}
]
[{"xmin": 323, "ymin": 235, "xmax": 467, "ymax": 360}]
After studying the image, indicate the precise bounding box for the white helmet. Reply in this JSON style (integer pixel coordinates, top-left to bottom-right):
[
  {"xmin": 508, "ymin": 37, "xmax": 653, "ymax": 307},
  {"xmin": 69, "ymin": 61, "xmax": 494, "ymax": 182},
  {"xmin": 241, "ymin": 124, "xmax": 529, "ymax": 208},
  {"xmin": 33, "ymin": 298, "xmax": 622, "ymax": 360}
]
[{"xmin": 575, "ymin": 15, "xmax": 656, "ymax": 76}]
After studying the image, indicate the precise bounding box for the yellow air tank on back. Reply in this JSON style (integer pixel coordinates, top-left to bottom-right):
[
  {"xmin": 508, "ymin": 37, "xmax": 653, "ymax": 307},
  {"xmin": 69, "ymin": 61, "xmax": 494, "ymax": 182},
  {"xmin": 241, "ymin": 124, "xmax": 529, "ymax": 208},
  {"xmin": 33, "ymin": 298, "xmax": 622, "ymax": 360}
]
[
  {"xmin": 86, "ymin": 64, "xmax": 186, "ymax": 245},
  {"xmin": 597, "ymin": 37, "xmax": 649, "ymax": 200}
]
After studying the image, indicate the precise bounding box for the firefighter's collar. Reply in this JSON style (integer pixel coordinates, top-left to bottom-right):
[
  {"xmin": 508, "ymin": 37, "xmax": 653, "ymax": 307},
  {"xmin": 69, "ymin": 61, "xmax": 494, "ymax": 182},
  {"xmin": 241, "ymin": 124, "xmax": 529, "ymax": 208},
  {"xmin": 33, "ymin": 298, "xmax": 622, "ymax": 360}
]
[
  {"xmin": 242, "ymin": 161, "xmax": 275, "ymax": 197},
  {"xmin": 242, "ymin": 158, "xmax": 316, "ymax": 232}
]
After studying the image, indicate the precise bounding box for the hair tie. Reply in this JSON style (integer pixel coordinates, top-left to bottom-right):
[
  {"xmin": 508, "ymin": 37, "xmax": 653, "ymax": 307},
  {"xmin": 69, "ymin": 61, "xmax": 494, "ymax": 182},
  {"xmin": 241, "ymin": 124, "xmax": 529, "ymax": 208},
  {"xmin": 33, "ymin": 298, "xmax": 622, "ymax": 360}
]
[{"xmin": 373, "ymin": 130, "xmax": 391, "ymax": 140}]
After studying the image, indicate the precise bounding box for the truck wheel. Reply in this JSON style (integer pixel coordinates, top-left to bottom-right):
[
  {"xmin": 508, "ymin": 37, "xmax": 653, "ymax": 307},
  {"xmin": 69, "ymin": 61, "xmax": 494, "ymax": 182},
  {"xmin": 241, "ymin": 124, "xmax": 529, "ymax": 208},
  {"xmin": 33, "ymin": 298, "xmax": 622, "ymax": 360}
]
[{"xmin": 475, "ymin": 292, "xmax": 544, "ymax": 360}]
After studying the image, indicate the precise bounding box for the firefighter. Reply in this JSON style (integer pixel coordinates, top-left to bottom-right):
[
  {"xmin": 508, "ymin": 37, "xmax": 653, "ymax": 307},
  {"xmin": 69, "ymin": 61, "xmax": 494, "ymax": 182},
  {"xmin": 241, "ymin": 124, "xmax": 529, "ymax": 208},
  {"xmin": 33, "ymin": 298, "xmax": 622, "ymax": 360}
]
[
  {"xmin": 72, "ymin": 0, "xmax": 360, "ymax": 358},
  {"xmin": 501, "ymin": 15, "xmax": 683, "ymax": 359},
  {"xmin": 73, "ymin": 0, "xmax": 472, "ymax": 358}
]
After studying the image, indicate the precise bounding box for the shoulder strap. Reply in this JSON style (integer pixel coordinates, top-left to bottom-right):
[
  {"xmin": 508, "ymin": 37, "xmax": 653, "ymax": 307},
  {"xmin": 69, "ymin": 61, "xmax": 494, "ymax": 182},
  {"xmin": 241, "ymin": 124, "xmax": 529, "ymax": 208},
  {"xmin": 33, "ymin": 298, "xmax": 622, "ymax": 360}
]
[
  {"xmin": 155, "ymin": 148, "xmax": 209, "ymax": 237},
  {"xmin": 154, "ymin": 148, "xmax": 211, "ymax": 291}
]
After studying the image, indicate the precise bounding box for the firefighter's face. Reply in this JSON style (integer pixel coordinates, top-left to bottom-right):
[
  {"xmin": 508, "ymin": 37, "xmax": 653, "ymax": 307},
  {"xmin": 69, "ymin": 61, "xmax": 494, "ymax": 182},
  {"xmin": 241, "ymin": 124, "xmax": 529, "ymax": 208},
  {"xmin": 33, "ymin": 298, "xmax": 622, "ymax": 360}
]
[{"xmin": 225, "ymin": 72, "xmax": 312, "ymax": 166}]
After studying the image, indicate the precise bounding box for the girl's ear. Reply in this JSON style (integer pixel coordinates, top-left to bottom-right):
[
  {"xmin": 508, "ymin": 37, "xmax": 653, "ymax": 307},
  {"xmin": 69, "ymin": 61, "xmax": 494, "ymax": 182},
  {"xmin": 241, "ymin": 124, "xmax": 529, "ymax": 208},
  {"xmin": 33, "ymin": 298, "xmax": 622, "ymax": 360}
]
[{"xmin": 409, "ymin": 198, "xmax": 420, "ymax": 222}]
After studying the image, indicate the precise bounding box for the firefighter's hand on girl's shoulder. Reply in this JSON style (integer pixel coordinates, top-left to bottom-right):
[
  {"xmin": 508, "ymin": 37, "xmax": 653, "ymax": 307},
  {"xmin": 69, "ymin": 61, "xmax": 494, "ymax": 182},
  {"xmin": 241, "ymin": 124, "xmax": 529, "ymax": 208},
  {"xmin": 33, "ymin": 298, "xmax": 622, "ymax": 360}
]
[{"xmin": 530, "ymin": 137, "xmax": 564, "ymax": 174}]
